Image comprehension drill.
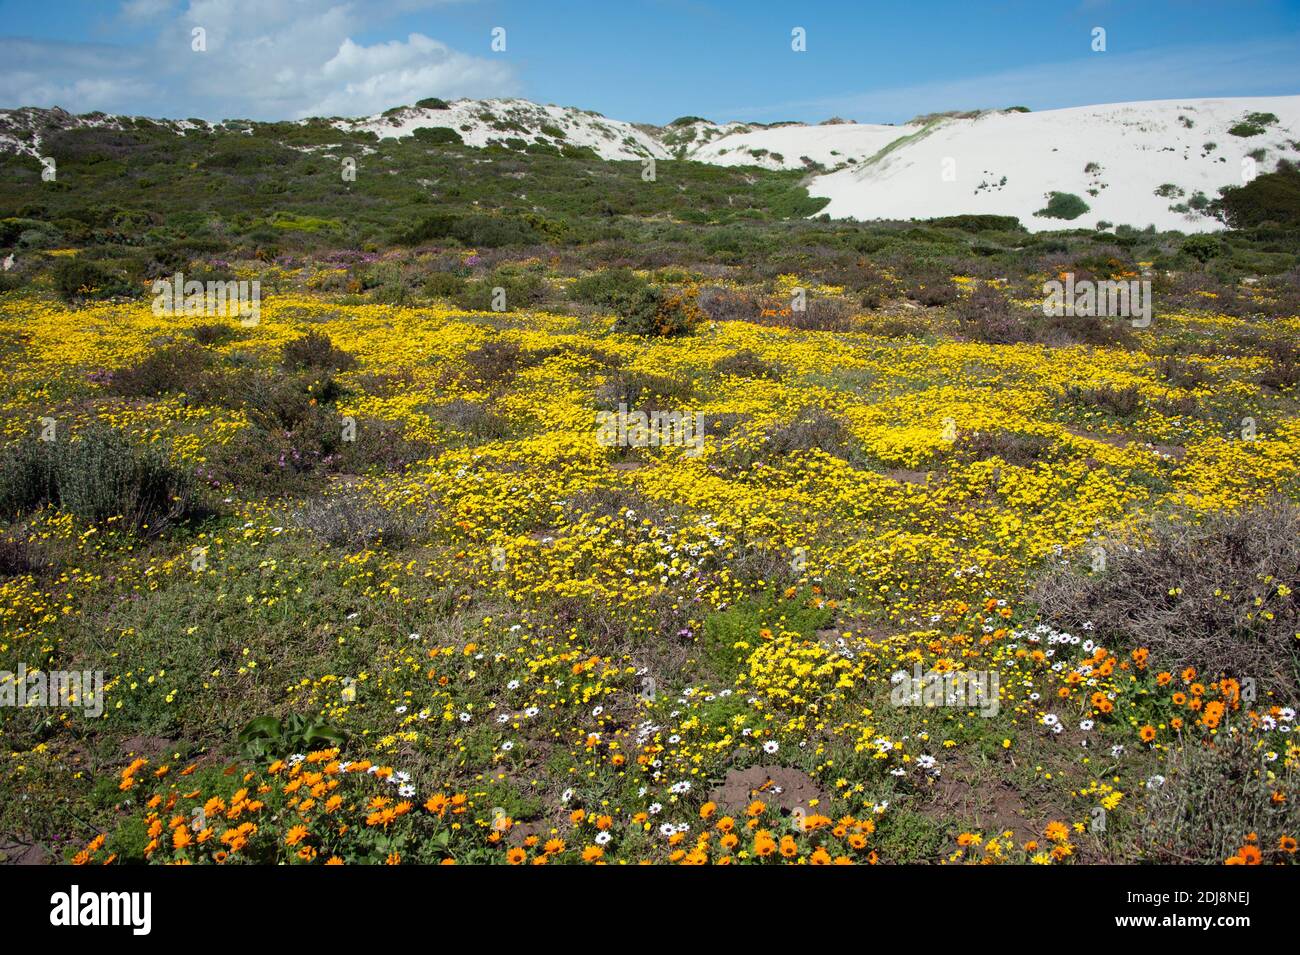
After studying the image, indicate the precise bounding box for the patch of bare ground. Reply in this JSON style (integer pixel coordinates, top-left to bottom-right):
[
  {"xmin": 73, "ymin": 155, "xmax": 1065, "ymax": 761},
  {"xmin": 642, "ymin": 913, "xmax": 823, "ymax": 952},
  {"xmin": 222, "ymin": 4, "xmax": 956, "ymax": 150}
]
[
  {"xmin": 881, "ymin": 468, "xmax": 931, "ymax": 485},
  {"xmin": 119, "ymin": 735, "xmax": 179, "ymax": 760},
  {"xmin": 1062, "ymin": 425, "xmax": 1185, "ymax": 461},
  {"xmin": 707, "ymin": 765, "xmax": 826, "ymax": 817},
  {"xmin": 920, "ymin": 757, "xmax": 1083, "ymax": 852},
  {"xmin": 0, "ymin": 834, "xmax": 52, "ymax": 865}
]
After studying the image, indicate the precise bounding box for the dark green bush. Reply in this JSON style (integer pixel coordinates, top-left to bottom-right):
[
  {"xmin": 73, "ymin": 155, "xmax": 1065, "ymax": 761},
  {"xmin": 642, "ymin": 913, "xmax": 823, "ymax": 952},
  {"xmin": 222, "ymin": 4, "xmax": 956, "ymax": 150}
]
[
  {"xmin": 453, "ymin": 270, "xmax": 546, "ymax": 312},
  {"xmin": 1181, "ymin": 234, "xmax": 1224, "ymax": 263},
  {"xmin": 1036, "ymin": 192, "xmax": 1090, "ymax": 221},
  {"xmin": 612, "ymin": 285, "xmax": 702, "ymax": 337},
  {"xmin": 109, "ymin": 342, "xmax": 212, "ymax": 397},
  {"xmin": 411, "ymin": 127, "xmax": 463, "ymax": 146},
  {"xmin": 282, "ymin": 331, "xmax": 356, "ymax": 372},
  {"xmin": 53, "ymin": 258, "xmax": 135, "ymax": 302},
  {"xmin": 568, "ymin": 268, "xmax": 648, "ymax": 309},
  {"xmin": 1213, "ymin": 164, "xmax": 1300, "ymax": 229},
  {"xmin": 0, "ymin": 425, "xmax": 200, "ymax": 535},
  {"xmin": 423, "ymin": 271, "xmax": 466, "ymax": 297},
  {"xmin": 926, "ymin": 214, "xmax": 1023, "ymax": 233}
]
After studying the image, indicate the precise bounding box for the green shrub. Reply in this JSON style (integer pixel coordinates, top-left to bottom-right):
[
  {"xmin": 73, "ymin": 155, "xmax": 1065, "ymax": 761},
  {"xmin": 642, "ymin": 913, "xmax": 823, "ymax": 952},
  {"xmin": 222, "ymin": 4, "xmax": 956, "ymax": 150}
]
[
  {"xmin": 282, "ymin": 330, "xmax": 356, "ymax": 371},
  {"xmin": 109, "ymin": 342, "xmax": 212, "ymax": 397},
  {"xmin": 1228, "ymin": 112, "xmax": 1278, "ymax": 138},
  {"xmin": 411, "ymin": 127, "xmax": 463, "ymax": 146},
  {"xmin": 568, "ymin": 268, "xmax": 648, "ymax": 309},
  {"xmin": 52, "ymin": 258, "xmax": 135, "ymax": 302},
  {"xmin": 0, "ymin": 438, "xmax": 57, "ymax": 517},
  {"xmin": 423, "ymin": 271, "xmax": 466, "ymax": 297},
  {"xmin": 613, "ymin": 285, "xmax": 702, "ymax": 337},
  {"xmin": 1035, "ymin": 192, "xmax": 1090, "ymax": 221},
  {"xmin": 0, "ymin": 425, "xmax": 200, "ymax": 535},
  {"xmin": 1181, "ymin": 234, "xmax": 1224, "ymax": 263},
  {"xmin": 926, "ymin": 214, "xmax": 1023, "ymax": 233},
  {"xmin": 453, "ymin": 270, "xmax": 546, "ymax": 312},
  {"xmin": 1213, "ymin": 163, "xmax": 1300, "ymax": 229}
]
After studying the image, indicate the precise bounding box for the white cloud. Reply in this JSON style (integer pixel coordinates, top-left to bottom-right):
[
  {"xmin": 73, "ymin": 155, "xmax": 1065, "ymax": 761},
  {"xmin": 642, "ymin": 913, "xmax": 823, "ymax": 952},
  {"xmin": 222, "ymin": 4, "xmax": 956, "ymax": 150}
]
[
  {"xmin": 0, "ymin": 0, "xmax": 514, "ymax": 120},
  {"xmin": 302, "ymin": 34, "xmax": 515, "ymax": 117},
  {"xmin": 0, "ymin": 38, "xmax": 155, "ymax": 113}
]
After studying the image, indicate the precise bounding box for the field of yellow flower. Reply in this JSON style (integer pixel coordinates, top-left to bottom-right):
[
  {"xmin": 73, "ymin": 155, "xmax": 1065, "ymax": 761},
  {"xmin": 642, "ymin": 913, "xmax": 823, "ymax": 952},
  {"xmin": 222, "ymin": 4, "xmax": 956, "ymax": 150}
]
[{"xmin": 2, "ymin": 260, "xmax": 1298, "ymax": 865}]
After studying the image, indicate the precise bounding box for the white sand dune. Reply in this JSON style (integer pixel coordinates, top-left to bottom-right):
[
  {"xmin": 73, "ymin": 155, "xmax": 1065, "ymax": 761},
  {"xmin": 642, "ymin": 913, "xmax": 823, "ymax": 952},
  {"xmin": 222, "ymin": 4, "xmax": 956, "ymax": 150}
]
[{"xmin": 805, "ymin": 97, "xmax": 1300, "ymax": 233}]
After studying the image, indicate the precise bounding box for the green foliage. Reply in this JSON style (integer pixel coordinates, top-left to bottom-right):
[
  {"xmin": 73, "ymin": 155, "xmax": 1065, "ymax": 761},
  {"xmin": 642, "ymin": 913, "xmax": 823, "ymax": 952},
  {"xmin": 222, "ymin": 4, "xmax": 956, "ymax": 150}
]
[
  {"xmin": 1228, "ymin": 112, "xmax": 1278, "ymax": 138},
  {"xmin": 453, "ymin": 268, "xmax": 547, "ymax": 312},
  {"xmin": 398, "ymin": 213, "xmax": 542, "ymax": 248},
  {"xmin": 0, "ymin": 424, "xmax": 201, "ymax": 535},
  {"xmin": 1181, "ymin": 234, "xmax": 1224, "ymax": 263},
  {"xmin": 1213, "ymin": 163, "xmax": 1300, "ymax": 229},
  {"xmin": 110, "ymin": 341, "xmax": 212, "ymax": 397},
  {"xmin": 925, "ymin": 214, "xmax": 1024, "ymax": 233},
  {"xmin": 612, "ymin": 284, "xmax": 702, "ymax": 337},
  {"xmin": 568, "ymin": 267, "xmax": 649, "ymax": 309},
  {"xmin": 411, "ymin": 126, "xmax": 463, "ymax": 145},
  {"xmin": 53, "ymin": 257, "xmax": 136, "ymax": 302},
  {"xmin": 282, "ymin": 330, "xmax": 357, "ymax": 371},
  {"xmin": 701, "ymin": 590, "xmax": 835, "ymax": 680},
  {"xmin": 423, "ymin": 270, "xmax": 466, "ymax": 297},
  {"xmin": 237, "ymin": 713, "xmax": 349, "ymax": 761},
  {"xmin": 1035, "ymin": 191, "xmax": 1090, "ymax": 221}
]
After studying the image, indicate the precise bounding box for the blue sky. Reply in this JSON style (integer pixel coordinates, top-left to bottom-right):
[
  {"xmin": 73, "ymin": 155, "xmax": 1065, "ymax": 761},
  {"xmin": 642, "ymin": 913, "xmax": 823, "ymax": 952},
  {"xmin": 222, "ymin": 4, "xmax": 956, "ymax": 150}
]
[{"xmin": 1, "ymin": 0, "xmax": 1298, "ymax": 123}]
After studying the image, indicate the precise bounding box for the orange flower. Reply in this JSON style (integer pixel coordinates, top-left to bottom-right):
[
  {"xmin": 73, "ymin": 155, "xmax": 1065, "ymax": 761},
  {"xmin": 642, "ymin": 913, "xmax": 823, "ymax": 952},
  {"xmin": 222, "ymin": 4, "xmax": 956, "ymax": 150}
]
[
  {"xmin": 1044, "ymin": 821, "xmax": 1070, "ymax": 844},
  {"xmin": 506, "ymin": 847, "xmax": 526, "ymax": 865},
  {"xmin": 424, "ymin": 793, "xmax": 449, "ymax": 815},
  {"xmin": 1139, "ymin": 725, "xmax": 1156, "ymax": 743}
]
